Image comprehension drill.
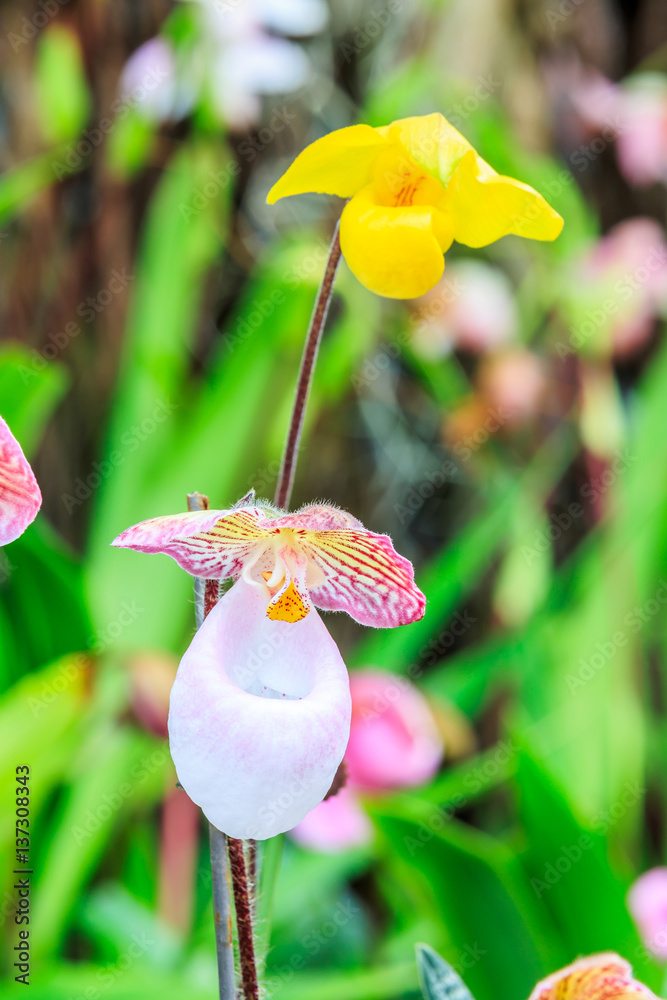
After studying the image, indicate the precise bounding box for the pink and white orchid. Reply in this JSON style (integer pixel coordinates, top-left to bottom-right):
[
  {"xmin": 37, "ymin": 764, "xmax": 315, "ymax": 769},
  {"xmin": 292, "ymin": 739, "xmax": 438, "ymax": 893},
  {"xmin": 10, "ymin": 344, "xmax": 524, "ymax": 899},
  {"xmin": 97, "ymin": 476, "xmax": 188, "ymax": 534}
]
[
  {"xmin": 0, "ymin": 416, "xmax": 42, "ymax": 546},
  {"xmin": 112, "ymin": 497, "xmax": 425, "ymax": 840},
  {"xmin": 528, "ymin": 953, "xmax": 657, "ymax": 1000},
  {"xmin": 628, "ymin": 867, "xmax": 667, "ymax": 959}
]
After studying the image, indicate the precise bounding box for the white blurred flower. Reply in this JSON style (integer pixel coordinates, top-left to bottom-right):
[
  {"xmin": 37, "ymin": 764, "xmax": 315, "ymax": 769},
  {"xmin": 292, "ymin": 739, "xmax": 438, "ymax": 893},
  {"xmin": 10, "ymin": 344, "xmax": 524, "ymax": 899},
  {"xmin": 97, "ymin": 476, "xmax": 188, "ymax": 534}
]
[
  {"xmin": 120, "ymin": 0, "xmax": 328, "ymax": 130},
  {"xmin": 412, "ymin": 260, "xmax": 518, "ymax": 358}
]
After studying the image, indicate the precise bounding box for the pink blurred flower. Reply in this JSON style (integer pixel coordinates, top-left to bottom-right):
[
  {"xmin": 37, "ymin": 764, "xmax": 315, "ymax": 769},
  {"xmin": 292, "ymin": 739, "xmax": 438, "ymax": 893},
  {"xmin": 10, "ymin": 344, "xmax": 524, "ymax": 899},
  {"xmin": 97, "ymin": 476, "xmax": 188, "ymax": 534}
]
[
  {"xmin": 291, "ymin": 670, "xmax": 444, "ymax": 852},
  {"xmin": 569, "ymin": 218, "xmax": 667, "ymax": 358},
  {"xmin": 477, "ymin": 351, "xmax": 546, "ymax": 426},
  {"xmin": 571, "ymin": 70, "xmax": 667, "ymax": 188},
  {"xmin": 346, "ymin": 671, "xmax": 444, "ymax": 790},
  {"xmin": 0, "ymin": 416, "xmax": 41, "ymax": 546},
  {"xmin": 628, "ymin": 868, "xmax": 667, "ymax": 959},
  {"xmin": 412, "ymin": 260, "xmax": 518, "ymax": 358},
  {"xmin": 290, "ymin": 785, "xmax": 373, "ymax": 852},
  {"xmin": 529, "ymin": 954, "xmax": 657, "ymax": 1000},
  {"xmin": 113, "ymin": 496, "xmax": 424, "ymax": 840},
  {"xmin": 615, "ymin": 76, "xmax": 667, "ymax": 188}
]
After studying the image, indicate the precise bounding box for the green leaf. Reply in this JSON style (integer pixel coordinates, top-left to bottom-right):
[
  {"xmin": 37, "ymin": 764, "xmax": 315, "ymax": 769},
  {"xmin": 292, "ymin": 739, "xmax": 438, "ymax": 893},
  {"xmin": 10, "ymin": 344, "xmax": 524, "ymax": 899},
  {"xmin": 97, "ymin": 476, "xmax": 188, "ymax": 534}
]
[
  {"xmin": 0, "ymin": 654, "xmax": 90, "ymax": 855},
  {"xmin": 106, "ymin": 107, "xmax": 157, "ymax": 179},
  {"xmin": 351, "ymin": 482, "xmax": 517, "ymax": 670},
  {"xmin": 85, "ymin": 139, "xmax": 232, "ymax": 648},
  {"xmin": 0, "ymin": 343, "xmax": 68, "ymax": 456},
  {"xmin": 0, "ymin": 521, "xmax": 91, "ymax": 687},
  {"xmin": 30, "ymin": 728, "xmax": 170, "ymax": 961},
  {"xmin": 370, "ymin": 798, "xmax": 556, "ymax": 1000},
  {"xmin": 0, "ymin": 147, "xmax": 86, "ymax": 227},
  {"xmin": 78, "ymin": 882, "xmax": 181, "ymax": 967},
  {"xmin": 34, "ymin": 26, "xmax": 91, "ymax": 144},
  {"xmin": 416, "ymin": 943, "xmax": 477, "ymax": 1000},
  {"xmin": 513, "ymin": 747, "xmax": 660, "ymax": 989}
]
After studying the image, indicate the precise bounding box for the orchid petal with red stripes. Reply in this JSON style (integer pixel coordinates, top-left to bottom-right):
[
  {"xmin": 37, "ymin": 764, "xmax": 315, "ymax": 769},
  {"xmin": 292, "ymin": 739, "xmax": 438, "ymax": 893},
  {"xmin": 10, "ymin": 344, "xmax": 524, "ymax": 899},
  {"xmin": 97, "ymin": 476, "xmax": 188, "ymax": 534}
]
[
  {"xmin": 112, "ymin": 506, "xmax": 277, "ymax": 578},
  {"xmin": 275, "ymin": 504, "xmax": 364, "ymax": 532},
  {"xmin": 0, "ymin": 416, "xmax": 42, "ymax": 546},
  {"xmin": 301, "ymin": 528, "xmax": 425, "ymax": 628},
  {"xmin": 529, "ymin": 954, "xmax": 657, "ymax": 1000}
]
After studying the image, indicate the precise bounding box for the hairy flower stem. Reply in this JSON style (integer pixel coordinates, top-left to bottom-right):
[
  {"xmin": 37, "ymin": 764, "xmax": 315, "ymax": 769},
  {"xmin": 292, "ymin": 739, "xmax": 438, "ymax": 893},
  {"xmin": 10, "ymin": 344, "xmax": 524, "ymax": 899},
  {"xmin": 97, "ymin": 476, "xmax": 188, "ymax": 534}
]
[
  {"xmin": 274, "ymin": 221, "xmax": 342, "ymax": 510},
  {"xmin": 227, "ymin": 836, "xmax": 261, "ymax": 1000},
  {"xmin": 187, "ymin": 492, "xmax": 237, "ymax": 1000},
  {"xmin": 247, "ymin": 838, "xmax": 258, "ymax": 906}
]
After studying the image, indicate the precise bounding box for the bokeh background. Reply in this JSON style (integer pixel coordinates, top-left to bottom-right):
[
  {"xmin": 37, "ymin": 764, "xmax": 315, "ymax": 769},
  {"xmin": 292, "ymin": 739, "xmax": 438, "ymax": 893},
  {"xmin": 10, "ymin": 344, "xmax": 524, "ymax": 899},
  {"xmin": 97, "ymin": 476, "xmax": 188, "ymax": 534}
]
[{"xmin": 3, "ymin": 0, "xmax": 667, "ymax": 997}]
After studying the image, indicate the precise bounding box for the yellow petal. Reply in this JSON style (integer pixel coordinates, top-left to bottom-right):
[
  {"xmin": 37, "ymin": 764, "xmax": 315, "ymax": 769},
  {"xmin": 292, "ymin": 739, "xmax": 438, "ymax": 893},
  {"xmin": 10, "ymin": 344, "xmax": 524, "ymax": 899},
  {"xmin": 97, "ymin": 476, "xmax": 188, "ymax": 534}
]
[
  {"xmin": 267, "ymin": 124, "xmax": 389, "ymax": 204},
  {"xmin": 340, "ymin": 184, "xmax": 453, "ymax": 299},
  {"xmin": 443, "ymin": 149, "xmax": 564, "ymax": 248},
  {"xmin": 377, "ymin": 112, "xmax": 474, "ymax": 183}
]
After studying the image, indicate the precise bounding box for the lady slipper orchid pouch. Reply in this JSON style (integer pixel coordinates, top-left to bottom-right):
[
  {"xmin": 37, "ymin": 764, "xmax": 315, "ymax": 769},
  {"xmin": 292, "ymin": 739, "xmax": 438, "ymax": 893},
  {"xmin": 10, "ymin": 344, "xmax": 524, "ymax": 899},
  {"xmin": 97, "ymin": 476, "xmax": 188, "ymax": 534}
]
[{"xmin": 113, "ymin": 497, "xmax": 425, "ymax": 839}]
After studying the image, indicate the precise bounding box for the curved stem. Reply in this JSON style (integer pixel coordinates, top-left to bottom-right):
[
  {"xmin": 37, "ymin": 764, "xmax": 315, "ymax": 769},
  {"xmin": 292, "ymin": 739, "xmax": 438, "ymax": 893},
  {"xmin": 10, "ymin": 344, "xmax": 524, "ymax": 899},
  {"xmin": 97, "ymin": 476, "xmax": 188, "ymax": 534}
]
[{"xmin": 273, "ymin": 222, "xmax": 342, "ymax": 510}]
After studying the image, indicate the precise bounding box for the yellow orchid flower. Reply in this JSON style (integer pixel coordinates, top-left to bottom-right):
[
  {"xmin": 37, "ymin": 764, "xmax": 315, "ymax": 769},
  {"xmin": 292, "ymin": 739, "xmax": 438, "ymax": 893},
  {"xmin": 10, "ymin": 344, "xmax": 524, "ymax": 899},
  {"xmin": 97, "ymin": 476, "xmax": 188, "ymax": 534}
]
[{"xmin": 267, "ymin": 113, "xmax": 564, "ymax": 299}]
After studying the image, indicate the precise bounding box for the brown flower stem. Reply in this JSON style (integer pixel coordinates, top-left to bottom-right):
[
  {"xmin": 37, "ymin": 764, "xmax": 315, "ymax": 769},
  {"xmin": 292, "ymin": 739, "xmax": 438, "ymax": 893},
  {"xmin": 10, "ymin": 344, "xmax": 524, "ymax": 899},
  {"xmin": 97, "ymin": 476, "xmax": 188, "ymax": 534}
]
[
  {"xmin": 186, "ymin": 492, "xmax": 236, "ymax": 1000},
  {"xmin": 273, "ymin": 221, "xmax": 342, "ymax": 510},
  {"xmin": 227, "ymin": 836, "xmax": 260, "ymax": 1000}
]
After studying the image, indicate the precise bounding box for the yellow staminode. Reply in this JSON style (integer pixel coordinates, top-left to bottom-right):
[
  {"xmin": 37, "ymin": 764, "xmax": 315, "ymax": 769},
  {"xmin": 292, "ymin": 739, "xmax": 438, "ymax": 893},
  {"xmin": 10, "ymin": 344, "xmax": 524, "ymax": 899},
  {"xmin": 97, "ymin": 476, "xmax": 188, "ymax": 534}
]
[{"xmin": 267, "ymin": 113, "xmax": 564, "ymax": 299}]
